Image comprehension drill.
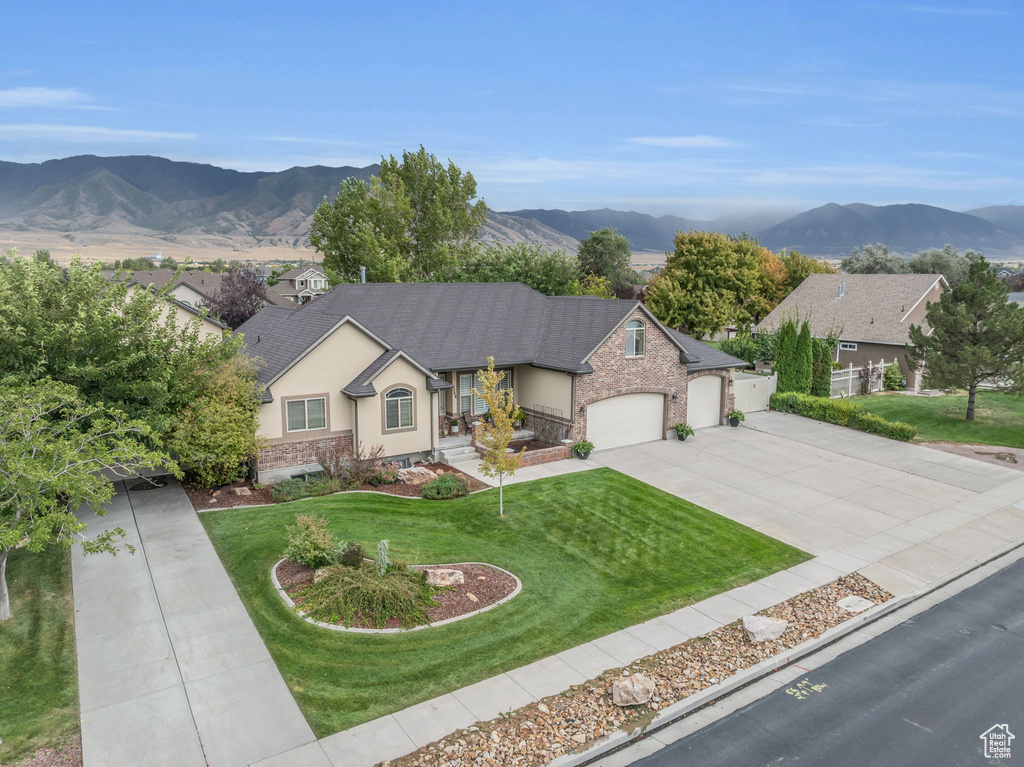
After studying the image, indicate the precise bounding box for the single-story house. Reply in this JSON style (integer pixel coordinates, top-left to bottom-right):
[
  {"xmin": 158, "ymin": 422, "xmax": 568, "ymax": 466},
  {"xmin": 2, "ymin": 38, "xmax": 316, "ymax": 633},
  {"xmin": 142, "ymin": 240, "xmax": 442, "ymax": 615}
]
[
  {"xmin": 235, "ymin": 282, "xmax": 746, "ymax": 479},
  {"xmin": 126, "ymin": 269, "xmax": 293, "ymax": 309},
  {"xmin": 756, "ymin": 273, "xmax": 948, "ymax": 380}
]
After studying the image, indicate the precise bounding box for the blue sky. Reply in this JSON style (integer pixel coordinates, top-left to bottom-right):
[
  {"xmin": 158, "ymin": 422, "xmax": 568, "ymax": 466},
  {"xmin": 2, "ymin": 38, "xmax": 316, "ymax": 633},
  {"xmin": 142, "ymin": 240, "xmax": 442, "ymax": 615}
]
[{"xmin": 3, "ymin": 1, "xmax": 1022, "ymax": 218}]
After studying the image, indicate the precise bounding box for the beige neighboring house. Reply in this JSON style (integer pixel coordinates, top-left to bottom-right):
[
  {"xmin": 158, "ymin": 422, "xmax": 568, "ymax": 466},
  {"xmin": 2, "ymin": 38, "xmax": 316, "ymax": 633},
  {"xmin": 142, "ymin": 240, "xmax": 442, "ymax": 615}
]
[
  {"xmin": 127, "ymin": 269, "xmax": 293, "ymax": 310},
  {"xmin": 119, "ymin": 278, "xmax": 227, "ymax": 339},
  {"xmin": 756, "ymin": 273, "xmax": 949, "ymax": 381},
  {"xmin": 272, "ymin": 265, "xmax": 330, "ymax": 304},
  {"xmin": 235, "ymin": 282, "xmax": 747, "ymax": 481}
]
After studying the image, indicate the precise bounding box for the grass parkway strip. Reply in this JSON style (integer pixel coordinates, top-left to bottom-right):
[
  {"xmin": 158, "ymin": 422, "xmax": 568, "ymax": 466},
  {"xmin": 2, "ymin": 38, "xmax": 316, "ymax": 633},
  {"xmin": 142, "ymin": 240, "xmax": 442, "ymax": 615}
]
[{"xmin": 199, "ymin": 469, "xmax": 809, "ymax": 737}]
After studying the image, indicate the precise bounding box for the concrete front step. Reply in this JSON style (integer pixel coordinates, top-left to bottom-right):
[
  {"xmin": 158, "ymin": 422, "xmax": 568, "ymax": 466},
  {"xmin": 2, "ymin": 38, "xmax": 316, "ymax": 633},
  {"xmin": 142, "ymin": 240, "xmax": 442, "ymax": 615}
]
[{"xmin": 439, "ymin": 446, "xmax": 480, "ymax": 465}]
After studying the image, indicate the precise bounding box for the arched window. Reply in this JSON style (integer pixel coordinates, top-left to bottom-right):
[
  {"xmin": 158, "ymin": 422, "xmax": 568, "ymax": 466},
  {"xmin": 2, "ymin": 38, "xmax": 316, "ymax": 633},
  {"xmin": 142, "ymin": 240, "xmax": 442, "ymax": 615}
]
[
  {"xmin": 625, "ymin": 320, "xmax": 645, "ymax": 358},
  {"xmin": 385, "ymin": 387, "xmax": 414, "ymax": 430}
]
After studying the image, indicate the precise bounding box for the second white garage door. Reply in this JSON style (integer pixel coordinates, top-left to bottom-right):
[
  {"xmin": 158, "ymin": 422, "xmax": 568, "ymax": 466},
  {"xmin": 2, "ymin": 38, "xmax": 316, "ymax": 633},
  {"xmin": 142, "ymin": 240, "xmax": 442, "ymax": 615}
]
[
  {"xmin": 687, "ymin": 375, "xmax": 722, "ymax": 429},
  {"xmin": 587, "ymin": 393, "xmax": 664, "ymax": 451}
]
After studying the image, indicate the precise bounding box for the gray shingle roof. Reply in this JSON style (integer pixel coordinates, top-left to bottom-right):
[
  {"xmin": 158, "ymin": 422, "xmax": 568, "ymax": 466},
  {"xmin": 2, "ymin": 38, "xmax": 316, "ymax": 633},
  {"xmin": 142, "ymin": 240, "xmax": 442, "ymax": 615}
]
[
  {"xmin": 756, "ymin": 273, "xmax": 945, "ymax": 345},
  {"xmin": 666, "ymin": 330, "xmax": 749, "ymax": 371},
  {"xmin": 235, "ymin": 282, "xmax": 739, "ymax": 389}
]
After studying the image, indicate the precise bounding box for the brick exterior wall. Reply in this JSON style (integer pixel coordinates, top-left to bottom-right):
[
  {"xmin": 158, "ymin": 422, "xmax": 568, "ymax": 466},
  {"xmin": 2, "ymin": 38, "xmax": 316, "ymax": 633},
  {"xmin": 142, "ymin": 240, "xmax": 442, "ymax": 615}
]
[
  {"xmin": 570, "ymin": 307, "xmax": 689, "ymax": 442},
  {"xmin": 257, "ymin": 432, "xmax": 354, "ymax": 472}
]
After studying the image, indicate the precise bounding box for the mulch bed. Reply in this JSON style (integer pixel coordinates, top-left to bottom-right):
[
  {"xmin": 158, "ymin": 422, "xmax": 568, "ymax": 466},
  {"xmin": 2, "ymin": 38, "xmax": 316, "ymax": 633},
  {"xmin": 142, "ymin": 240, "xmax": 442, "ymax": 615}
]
[
  {"xmin": 509, "ymin": 439, "xmax": 562, "ymax": 453},
  {"xmin": 186, "ymin": 464, "xmax": 489, "ymax": 511},
  {"xmin": 276, "ymin": 560, "xmax": 517, "ymax": 630},
  {"xmin": 384, "ymin": 574, "xmax": 892, "ymax": 767},
  {"xmin": 9, "ymin": 736, "xmax": 82, "ymax": 767}
]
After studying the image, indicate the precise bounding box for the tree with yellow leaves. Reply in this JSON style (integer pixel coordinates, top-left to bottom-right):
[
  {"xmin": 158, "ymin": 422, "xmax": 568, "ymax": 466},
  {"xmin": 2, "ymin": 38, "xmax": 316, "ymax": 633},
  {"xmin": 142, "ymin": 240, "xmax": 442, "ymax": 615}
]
[{"xmin": 473, "ymin": 357, "xmax": 524, "ymax": 517}]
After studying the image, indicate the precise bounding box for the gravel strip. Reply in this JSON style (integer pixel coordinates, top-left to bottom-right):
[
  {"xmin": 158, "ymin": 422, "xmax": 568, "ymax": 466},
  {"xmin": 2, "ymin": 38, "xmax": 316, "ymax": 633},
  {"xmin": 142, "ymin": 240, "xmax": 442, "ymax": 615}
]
[
  {"xmin": 382, "ymin": 574, "xmax": 891, "ymax": 767},
  {"xmin": 7, "ymin": 736, "xmax": 82, "ymax": 767}
]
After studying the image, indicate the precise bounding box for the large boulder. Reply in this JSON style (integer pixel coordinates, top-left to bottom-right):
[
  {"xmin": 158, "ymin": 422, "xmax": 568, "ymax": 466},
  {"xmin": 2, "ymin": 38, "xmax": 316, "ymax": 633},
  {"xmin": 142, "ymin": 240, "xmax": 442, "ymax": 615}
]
[
  {"xmin": 425, "ymin": 568, "xmax": 465, "ymax": 587},
  {"xmin": 612, "ymin": 673, "xmax": 655, "ymax": 706},
  {"xmin": 397, "ymin": 466, "xmax": 437, "ymax": 485},
  {"xmin": 743, "ymin": 615, "xmax": 788, "ymax": 643}
]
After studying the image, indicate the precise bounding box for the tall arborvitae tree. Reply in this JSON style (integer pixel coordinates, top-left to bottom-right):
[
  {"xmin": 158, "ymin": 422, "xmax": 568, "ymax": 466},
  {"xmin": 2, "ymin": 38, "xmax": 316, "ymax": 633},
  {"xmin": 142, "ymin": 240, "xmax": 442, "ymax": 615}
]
[
  {"xmin": 774, "ymin": 319, "xmax": 798, "ymax": 392},
  {"xmin": 908, "ymin": 259, "xmax": 1024, "ymax": 420},
  {"xmin": 794, "ymin": 320, "xmax": 814, "ymax": 394},
  {"xmin": 810, "ymin": 338, "xmax": 833, "ymax": 398}
]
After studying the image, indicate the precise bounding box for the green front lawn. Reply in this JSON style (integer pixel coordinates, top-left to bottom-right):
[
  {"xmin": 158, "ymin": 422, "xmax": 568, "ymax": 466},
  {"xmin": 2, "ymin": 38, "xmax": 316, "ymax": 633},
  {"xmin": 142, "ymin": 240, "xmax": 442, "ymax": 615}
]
[
  {"xmin": 850, "ymin": 391, "xmax": 1024, "ymax": 449},
  {"xmin": 200, "ymin": 469, "xmax": 809, "ymax": 736},
  {"xmin": 0, "ymin": 547, "xmax": 79, "ymax": 765}
]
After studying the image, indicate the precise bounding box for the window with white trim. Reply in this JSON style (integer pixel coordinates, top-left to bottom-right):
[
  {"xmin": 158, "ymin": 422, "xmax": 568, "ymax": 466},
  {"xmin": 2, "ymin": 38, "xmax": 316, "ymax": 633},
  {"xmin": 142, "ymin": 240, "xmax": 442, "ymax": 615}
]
[
  {"xmin": 459, "ymin": 370, "xmax": 511, "ymax": 414},
  {"xmin": 385, "ymin": 387, "xmax": 414, "ymax": 430},
  {"xmin": 286, "ymin": 397, "xmax": 327, "ymax": 432},
  {"xmin": 839, "ymin": 342, "xmax": 858, "ymax": 351},
  {"xmin": 625, "ymin": 320, "xmax": 646, "ymax": 357}
]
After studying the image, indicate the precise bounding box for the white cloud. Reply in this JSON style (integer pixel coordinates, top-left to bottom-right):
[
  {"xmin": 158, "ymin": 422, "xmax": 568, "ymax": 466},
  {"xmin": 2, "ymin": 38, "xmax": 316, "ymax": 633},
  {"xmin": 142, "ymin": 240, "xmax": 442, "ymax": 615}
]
[
  {"xmin": 629, "ymin": 135, "xmax": 746, "ymax": 149},
  {"xmin": 0, "ymin": 87, "xmax": 92, "ymax": 108},
  {"xmin": 0, "ymin": 124, "xmax": 197, "ymax": 141}
]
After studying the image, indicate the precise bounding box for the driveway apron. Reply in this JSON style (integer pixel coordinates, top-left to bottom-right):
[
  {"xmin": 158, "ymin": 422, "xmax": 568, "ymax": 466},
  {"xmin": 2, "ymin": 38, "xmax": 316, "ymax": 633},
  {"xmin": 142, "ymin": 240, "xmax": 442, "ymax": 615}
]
[{"xmin": 72, "ymin": 477, "xmax": 319, "ymax": 767}]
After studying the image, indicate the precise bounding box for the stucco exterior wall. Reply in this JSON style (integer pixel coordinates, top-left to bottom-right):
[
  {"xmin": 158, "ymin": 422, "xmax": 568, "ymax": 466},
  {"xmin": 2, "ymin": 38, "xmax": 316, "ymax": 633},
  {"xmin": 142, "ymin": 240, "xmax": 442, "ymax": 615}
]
[
  {"xmin": 570, "ymin": 307, "xmax": 688, "ymax": 441},
  {"xmin": 257, "ymin": 321, "xmax": 386, "ymax": 441},
  {"xmin": 514, "ymin": 366, "xmax": 573, "ymax": 416},
  {"xmin": 903, "ymin": 280, "xmax": 945, "ymax": 325},
  {"xmin": 354, "ymin": 355, "xmax": 435, "ymax": 458},
  {"xmin": 167, "ymin": 303, "xmax": 223, "ymax": 339},
  {"xmin": 170, "ymin": 283, "xmax": 207, "ymax": 308}
]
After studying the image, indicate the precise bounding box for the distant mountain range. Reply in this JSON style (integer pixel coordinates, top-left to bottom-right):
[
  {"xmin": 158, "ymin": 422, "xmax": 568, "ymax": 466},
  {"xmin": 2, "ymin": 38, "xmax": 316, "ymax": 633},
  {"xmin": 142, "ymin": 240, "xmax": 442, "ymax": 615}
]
[{"xmin": 2, "ymin": 155, "xmax": 1024, "ymax": 260}]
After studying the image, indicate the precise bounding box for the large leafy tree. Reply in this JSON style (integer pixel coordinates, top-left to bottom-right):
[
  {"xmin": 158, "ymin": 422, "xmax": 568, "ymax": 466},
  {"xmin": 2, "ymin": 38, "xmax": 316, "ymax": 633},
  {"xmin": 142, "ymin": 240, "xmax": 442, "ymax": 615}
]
[
  {"xmin": 311, "ymin": 146, "xmax": 488, "ymax": 283},
  {"xmin": 577, "ymin": 227, "xmax": 634, "ymax": 289},
  {"xmin": 842, "ymin": 243, "xmax": 909, "ymax": 274},
  {"xmin": 779, "ymin": 249, "xmax": 839, "ymax": 293},
  {"xmin": 907, "ymin": 245, "xmax": 983, "ymax": 284},
  {"xmin": 645, "ymin": 231, "xmax": 762, "ymax": 339},
  {"xmin": 908, "ymin": 260, "xmax": 1024, "ymax": 420},
  {"xmin": 0, "ymin": 380, "xmax": 169, "ymax": 620},
  {"xmin": 434, "ymin": 243, "xmax": 581, "ymax": 296},
  {"xmin": 203, "ymin": 264, "xmax": 272, "ymax": 330}
]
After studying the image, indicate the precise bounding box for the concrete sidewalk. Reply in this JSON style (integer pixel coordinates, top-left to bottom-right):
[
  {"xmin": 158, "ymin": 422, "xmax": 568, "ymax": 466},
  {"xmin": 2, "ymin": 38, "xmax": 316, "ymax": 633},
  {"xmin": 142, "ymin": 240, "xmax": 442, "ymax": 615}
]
[
  {"xmin": 267, "ymin": 412, "xmax": 1024, "ymax": 767},
  {"xmin": 72, "ymin": 478, "xmax": 318, "ymax": 767}
]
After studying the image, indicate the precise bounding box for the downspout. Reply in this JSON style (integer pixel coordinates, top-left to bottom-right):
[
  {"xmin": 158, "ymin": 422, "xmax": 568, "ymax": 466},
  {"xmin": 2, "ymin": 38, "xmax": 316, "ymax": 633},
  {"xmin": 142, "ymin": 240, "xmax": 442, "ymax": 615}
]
[{"xmin": 345, "ymin": 393, "xmax": 359, "ymax": 455}]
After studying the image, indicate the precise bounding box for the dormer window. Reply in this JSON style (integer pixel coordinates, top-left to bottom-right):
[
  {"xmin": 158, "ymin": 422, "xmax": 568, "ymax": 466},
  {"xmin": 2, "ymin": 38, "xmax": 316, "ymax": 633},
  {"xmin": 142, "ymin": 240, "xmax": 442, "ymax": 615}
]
[{"xmin": 625, "ymin": 320, "xmax": 646, "ymax": 358}]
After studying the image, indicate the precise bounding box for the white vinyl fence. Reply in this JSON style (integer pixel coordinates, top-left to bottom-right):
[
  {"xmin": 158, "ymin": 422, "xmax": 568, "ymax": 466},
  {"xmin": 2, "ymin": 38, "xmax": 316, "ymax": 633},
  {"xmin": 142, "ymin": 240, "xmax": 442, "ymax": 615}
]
[
  {"xmin": 830, "ymin": 360, "xmax": 897, "ymax": 398},
  {"xmin": 733, "ymin": 372, "xmax": 777, "ymax": 413}
]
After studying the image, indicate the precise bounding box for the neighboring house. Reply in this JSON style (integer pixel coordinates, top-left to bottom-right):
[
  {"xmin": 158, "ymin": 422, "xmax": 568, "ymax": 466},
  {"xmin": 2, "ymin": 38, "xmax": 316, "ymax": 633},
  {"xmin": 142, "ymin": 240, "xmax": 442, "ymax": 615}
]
[
  {"xmin": 272, "ymin": 265, "xmax": 330, "ymax": 304},
  {"xmin": 128, "ymin": 269, "xmax": 293, "ymax": 309},
  {"xmin": 756, "ymin": 273, "xmax": 949, "ymax": 380},
  {"xmin": 235, "ymin": 282, "xmax": 746, "ymax": 479},
  {"xmin": 105, "ymin": 274, "xmax": 227, "ymax": 340},
  {"xmin": 997, "ymin": 268, "xmax": 1020, "ymax": 280}
]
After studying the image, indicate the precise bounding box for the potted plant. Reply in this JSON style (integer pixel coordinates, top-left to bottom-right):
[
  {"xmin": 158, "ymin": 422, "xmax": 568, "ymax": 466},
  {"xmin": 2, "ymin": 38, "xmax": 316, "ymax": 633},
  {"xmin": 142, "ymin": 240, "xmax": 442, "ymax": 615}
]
[
  {"xmin": 450, "ymin": 417, "xmax": 460, "ymax": 436},
  {"xmin": 727, "ymin": 408, "xmax": 745, "ymax": 427},
  {"xmin": 571, "ymin": 440, "xmax": 594, "ymax": 460},
  {"xmin": 672, "ymin": 422, "xmax": 695, "ymax": 441},
  {"xmin": 512, "ymin": 407, "xmax": 526, "ymax": 428}
]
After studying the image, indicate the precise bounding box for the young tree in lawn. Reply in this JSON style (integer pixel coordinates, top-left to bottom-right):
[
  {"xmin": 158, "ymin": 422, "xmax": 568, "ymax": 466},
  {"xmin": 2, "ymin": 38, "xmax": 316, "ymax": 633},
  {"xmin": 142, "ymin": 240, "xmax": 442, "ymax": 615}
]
[
  {"xmin": 203, "ymin": 264, "xmax": 272, "ymax": 330},
  {"xmin": 472, "ymin": 358, "xmax": 524, "ymax": 517},
  {"xmin": 577, "ymin": 227, "xmax": 634, "ymax": 289},
  {"xmin": 0, "ymin": 380, "xmax": 171, "ymax": 621},
  {"xmin": 907, "ymin": 259, "xmax": 1024, "ymax": 420},
  {"xmin": 311, "ymin": 146, "xmax": 488, "ymax": 283}
]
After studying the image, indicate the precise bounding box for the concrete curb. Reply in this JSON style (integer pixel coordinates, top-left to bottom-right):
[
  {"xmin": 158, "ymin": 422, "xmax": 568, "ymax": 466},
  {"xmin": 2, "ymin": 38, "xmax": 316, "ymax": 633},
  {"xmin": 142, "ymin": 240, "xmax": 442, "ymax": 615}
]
[
  {"xmin": 546, "ymin": 537, "xmax": 1024, "ymax": 767},
  {"xmin": 270, "ymin": 559, "xmax": 523, "ymax": 634}
]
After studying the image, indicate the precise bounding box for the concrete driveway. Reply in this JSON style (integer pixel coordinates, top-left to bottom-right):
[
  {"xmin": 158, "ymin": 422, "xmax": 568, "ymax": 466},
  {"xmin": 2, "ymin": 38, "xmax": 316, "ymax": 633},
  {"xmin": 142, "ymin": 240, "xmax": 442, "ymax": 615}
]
[{"xmin": 591, "ymin": 410, "xmax": 1024, "ymax": 596}]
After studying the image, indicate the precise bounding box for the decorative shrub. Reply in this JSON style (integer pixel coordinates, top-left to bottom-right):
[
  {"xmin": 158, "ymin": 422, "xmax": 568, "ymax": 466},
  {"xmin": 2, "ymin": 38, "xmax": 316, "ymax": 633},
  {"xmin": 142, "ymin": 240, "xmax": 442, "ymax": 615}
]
[
  {"xmin": 883, "ymin": 362, "xmax": 904, "ymax": 391},
  {"xmin": 284, "ymin": 513, "xmax": 336, "ymax": 569},
  {"xmin": 270, "ymin": 476, "xmax": 341, "ymax": 503},
  {"xmin": 571, "ymin": 440, "xmax": 595, "ymax": 455},
  {"xmin": 421, "ymin": 473, "xmax": 470, "ymax": 500},
  {"xmin": 727, "ymin": 408, "xmax": 745, "ymax": 422},
  {"xmin": 299, "ymin": 564, "xmax": 438, "ymax": 629},
  {"xmin": 337, "ymin": 540, "xmax": 363, "ymax": 569},
  {"xmin": 376, "ymin": 540, "xmax": 392, "ymax": 575},
  {"xmin": 769, "ymin": 392, "xmax": 916, "ymax": 441},
  {"xmin": 810, "ymin": 338, "xmax": 832, "ymax": 398},
  {"xmin": 719, "ymin": 334, "xmax": 757, "ymax": 367},
  {"xmin": 793, "ymin": 321, "xmax": 814, "ymax": 394},
  {"xmin": 373, "ymin": 461, "xmax": 401, "ymax": 484}
]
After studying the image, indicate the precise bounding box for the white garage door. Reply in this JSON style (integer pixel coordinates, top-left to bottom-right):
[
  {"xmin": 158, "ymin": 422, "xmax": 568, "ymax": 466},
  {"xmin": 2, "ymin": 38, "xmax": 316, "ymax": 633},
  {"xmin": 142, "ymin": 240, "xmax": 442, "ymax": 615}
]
[
  {"xmin": 687, "ymin": 375, "xmax": 722, "ymax": 429},
  {"xmin": 587, "ymin": 393, "xmax": 664, "ymax": 451}
]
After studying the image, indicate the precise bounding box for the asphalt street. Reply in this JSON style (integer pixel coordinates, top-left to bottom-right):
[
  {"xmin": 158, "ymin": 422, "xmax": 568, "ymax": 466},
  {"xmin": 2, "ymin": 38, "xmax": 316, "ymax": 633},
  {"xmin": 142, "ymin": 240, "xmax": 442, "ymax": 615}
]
[{"xmin": 631, "ymin": 558, "xmax": 1024, "ymax": 767}]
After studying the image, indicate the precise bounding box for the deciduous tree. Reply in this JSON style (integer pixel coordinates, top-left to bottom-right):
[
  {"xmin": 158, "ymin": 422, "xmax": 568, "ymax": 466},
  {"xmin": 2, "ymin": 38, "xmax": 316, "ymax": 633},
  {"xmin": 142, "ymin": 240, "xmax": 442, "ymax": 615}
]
[
  {"xmin": 0, "ymin": 380, "xmax": 170, "ymax": 620},
  {"xmin": 577, "ymin": 228, "xmax": 634, "ymax": 289},
  {"xmin": 203, "ymin": 264, "xmax": 273, "ymax": 330},
  {"xmin": 842, "ymin": 244, "xmax": 909, "ymax": 274},
  {"xmin": 907, "ymin": 245, "xmax": 983, "ymax": 284},
  {"xmin": 311, "ymin": 146, "xmax": 488, "ymax": 283},
  {"xmin": 472, "ymin": 358, "xmax": 524, "ymax": 517},
  {"xmin": 434, "ymin": 244, "xmax": 580, "ymax": 296},
  {"xmin": 908, "ymin": 260, "xmax": 1024, "ymax": 420},
  {"xmin": 779, "ymin": 249, "xmax": 839, "ymax": 294}
]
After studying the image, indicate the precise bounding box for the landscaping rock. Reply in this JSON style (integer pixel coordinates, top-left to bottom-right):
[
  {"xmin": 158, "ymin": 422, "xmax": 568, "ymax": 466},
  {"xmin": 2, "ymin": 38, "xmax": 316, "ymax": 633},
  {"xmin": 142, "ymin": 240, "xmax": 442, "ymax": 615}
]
[
  {"xmin": 837, "ymin": 595, "xmax": 874, "ymax": 614},
  {"xmin": 611, "ymin": 673, "xmax": 655, "ymax": 706},
  {"xmin": 397, "ymin": 466, "xmax": 436, "ymax": 485},
  {"xmin": 232, "ymin": 486, "xmax": 251, "ymax": 496},
  {"xmin": 466, "ymin": 592, "xmax": 479, "ymax": 603},
  {"xmin": 425, "ymin": 568, "xmax": 465, "ymax": 587},
  {"xmin": 743, "ymin": 615, "xmax": 788, "ymax": 642}
]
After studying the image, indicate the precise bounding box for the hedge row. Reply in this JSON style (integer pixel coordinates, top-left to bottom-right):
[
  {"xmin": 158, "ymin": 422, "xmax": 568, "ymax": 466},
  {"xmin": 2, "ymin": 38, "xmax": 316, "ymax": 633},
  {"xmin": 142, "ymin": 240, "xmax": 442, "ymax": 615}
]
[{"xmin": 769, "ymin": 392, "xmax": 917, "ymax": 442}]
